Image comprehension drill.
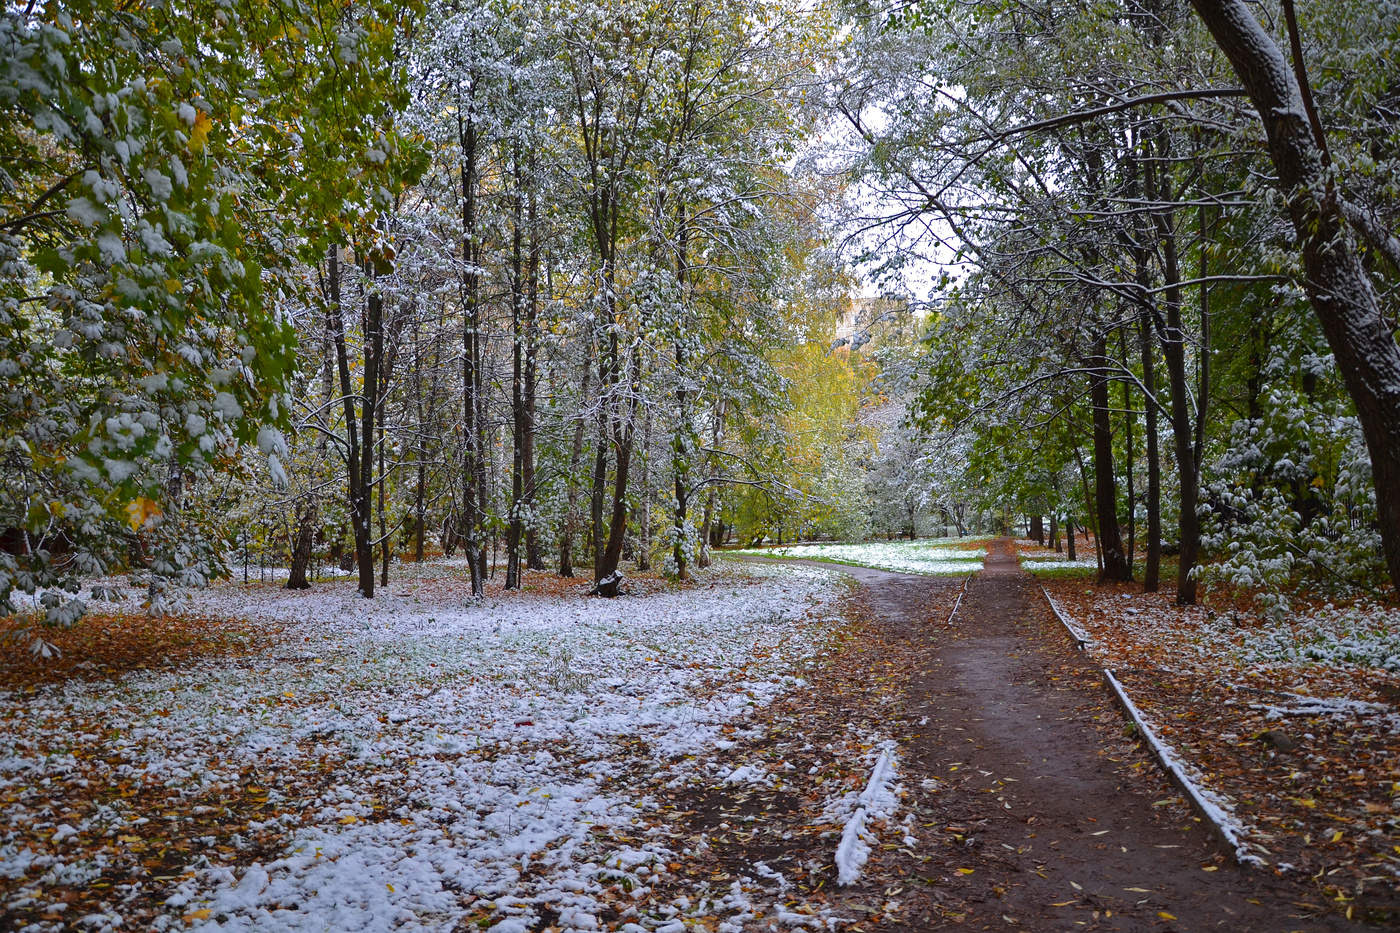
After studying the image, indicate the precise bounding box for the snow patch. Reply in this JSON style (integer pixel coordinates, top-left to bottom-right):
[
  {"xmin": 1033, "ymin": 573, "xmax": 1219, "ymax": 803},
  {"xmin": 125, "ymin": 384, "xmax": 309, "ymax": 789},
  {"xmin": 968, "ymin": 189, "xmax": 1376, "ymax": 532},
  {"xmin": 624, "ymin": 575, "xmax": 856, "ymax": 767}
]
[{"xmin": 832, "ymin": 741, "xmax": 900, "ymax": 885}]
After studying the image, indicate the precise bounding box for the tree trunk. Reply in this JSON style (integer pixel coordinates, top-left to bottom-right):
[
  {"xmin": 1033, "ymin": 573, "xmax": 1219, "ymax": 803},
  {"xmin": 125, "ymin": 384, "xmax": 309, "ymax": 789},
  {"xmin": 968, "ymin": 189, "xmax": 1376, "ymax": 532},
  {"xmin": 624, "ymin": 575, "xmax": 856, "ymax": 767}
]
[
  {"xmin": 1073, "ymin": 445, "xmax": 1102, "ymax": 575},
  {"xmin": 327, "ymin": 248, "xmax": 373, "ymax": 598},
  {"xmin": 1190, "ymin": 0, "xmax": 1400, "ymax": 592},
  {"xmin": 559, "ymin": 361, "xmax": 592, "ymax": 577},
  {"xmin": 1143, "ymin": 135, "xmax": 1201, "ymax": 604},
  {"xmin": 377, "ymin": 366, "xmax": 389, "ymax": 588},
  {"xmin": 589, "ymin": 349, "xmax": 611, "ymax": 576},
  {"xmin": 359, "ymin": 273, "xmax": 382, "ymax": 598},
  {"xmin": 1120, "ymin": 329, "xmax": 1135, "ymax": 572},
  {"xmin": 1049, "ymin": 512, "xmax": 1060, "ymax": 552},
  {"xmin": 671, "ymin": 347, "xmax": 691, "ymax": 581},
  {"xmin": 523, "ymin": 187, "xmax": 543, "ymax": 571},
  {"xmin": 506, "ymin": 149, "xmax": 526, "ymax": 591},
  {"xmin": 595, "ymin": 344, "xmax": 641, "ymax": 594},
  {"xmin": 1066, "ymin": 514, "xmax": 1077, "ymax": 561},
  {"xmin": 1089, "ymin": 336, "xmax": 1132, "ymax": 581},
  {"xmin": 286, "ymin": 501, "xmax": 317, "ymax": 590},
  {"xmin": 637, "ymin": 405, "xmax": 652, "ymax": 572},
  {"xmin": 697, "ymin": 398, "xmax": 724, "ymax": 568},
  {"xmin": 1140, "ymin": 314, "xmax": 1162, "ymax": 593},
  {"xmin": 458, "ymin": 107, "xmax": 486, "ymax": 597},
  {"xmin": 1030, "ymin": 513, "xmax": 1044, "ymax": 546}
]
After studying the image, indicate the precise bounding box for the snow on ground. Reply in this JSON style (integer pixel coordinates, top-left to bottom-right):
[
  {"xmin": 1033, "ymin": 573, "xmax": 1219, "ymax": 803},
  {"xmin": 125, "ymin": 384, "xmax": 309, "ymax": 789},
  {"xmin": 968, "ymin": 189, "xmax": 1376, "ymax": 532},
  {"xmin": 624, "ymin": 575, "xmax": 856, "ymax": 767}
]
[
  {"xmin": 1019, "ymin": 557, "xmax": 1098, "ymax": 574},
  {"xmin": 0, "ymin": 560, "xmax": 851, "ymax": 931},
  {"xmin": 1034, "ymin": 552, "xmax": 1400, "ymax": 888},
  {"xmin": 1054, "ymin": 585, "xmax": 1400, "ymax": 693},
  {"xmin": 735, "ymin": 537, "xmax": 984, "ymax": 576},
  {"xmin": 1101, "ymin": 671, "xmax": 1264, "ymax": 867},
  {"xmin": 826, "ymin": 741, "xmax": 900, "ymax": 886}
]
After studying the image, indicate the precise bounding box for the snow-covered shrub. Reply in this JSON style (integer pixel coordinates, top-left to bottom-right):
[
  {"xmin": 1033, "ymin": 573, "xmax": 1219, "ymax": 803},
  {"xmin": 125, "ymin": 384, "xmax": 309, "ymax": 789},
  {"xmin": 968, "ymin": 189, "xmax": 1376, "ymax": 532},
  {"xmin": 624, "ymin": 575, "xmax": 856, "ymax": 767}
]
[
  {"xmin": 1235, "ymin": 602, "xmax": 1400, "ymax": 673},
  {"xmin": 1200, "ymin": 352, "xmax": 1383, "ymax": 619}
]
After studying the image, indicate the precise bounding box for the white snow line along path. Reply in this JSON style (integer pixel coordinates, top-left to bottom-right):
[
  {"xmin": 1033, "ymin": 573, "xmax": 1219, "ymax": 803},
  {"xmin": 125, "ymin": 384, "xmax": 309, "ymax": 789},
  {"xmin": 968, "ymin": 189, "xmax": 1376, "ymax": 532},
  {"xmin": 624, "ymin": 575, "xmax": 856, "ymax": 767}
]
[
  {"xmin": 1039, "ymin": 584, "xmax": 1093, "ymax": 650},
  {"xmin": 1101, "ymin": 670, "xmax": 1264, "ymax": 867},
  {"xmin": 1034, "ymin": 584, "xmax": 1262, "ymax": 867},
  {"xmin": 835, "ymin": 742, "xmax": 900, "ymax": 886}
]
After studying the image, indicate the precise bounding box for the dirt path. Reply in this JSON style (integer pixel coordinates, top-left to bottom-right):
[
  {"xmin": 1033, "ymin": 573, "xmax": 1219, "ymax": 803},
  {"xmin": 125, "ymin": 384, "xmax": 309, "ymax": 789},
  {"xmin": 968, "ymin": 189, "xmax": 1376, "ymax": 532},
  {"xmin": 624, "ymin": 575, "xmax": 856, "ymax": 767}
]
[{"xmin": 726, "ymin": 540, "xmax": 1354, "ymax": 930}]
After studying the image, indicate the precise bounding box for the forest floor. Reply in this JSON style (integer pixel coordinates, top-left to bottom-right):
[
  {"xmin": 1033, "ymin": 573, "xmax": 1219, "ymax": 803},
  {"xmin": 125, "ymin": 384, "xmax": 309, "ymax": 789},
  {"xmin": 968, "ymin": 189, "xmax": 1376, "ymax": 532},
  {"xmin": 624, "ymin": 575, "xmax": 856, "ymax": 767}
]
[
  {"xmin": 0, "ymin": 543, "xmax": 1392, "ymax": 931},
  {"xmin": 1027, "ymin": 541, "xmax": 1400, "ymax": 925}
]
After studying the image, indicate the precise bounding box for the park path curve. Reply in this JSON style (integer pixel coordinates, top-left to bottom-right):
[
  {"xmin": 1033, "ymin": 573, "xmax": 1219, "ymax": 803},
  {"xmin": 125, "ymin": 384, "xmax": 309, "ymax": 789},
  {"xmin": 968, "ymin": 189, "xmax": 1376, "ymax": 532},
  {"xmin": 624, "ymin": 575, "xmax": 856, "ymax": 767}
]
[{"xmin": 756, "ymin": 539, "xmax": 1350, "ymax": 930}]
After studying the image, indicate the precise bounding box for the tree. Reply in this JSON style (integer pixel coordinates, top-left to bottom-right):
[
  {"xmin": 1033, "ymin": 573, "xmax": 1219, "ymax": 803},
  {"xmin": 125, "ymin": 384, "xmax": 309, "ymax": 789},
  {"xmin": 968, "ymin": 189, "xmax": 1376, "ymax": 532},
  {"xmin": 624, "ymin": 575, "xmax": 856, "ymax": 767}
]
[
  {"xmin": 1188, "ymin": 0, "xmax": 1400, "ymax": 594},
  {"xmin": 0, "ymin": 0, "xmax": 416, "ymax": 635}
]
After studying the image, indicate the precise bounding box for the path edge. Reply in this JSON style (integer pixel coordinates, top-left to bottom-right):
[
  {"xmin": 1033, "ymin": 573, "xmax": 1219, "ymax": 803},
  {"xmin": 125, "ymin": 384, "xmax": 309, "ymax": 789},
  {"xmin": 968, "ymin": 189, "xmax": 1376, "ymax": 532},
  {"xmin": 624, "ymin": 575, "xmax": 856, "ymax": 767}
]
[
  {"xmin": 1033, "ymin": 580, "xmax": 1263, "ymax": 868},
  {"xmin": 1101, "ymin": 669, "xmax": 1263, "ymax": 868}
]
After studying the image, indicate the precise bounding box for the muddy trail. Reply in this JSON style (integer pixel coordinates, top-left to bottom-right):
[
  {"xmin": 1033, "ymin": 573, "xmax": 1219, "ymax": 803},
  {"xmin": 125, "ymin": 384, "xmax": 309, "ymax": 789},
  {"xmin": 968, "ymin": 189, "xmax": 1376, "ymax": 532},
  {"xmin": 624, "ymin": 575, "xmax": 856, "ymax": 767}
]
[{"xmin": 698, "ymin": 541, "xmax": 1357, "ymax": 930}]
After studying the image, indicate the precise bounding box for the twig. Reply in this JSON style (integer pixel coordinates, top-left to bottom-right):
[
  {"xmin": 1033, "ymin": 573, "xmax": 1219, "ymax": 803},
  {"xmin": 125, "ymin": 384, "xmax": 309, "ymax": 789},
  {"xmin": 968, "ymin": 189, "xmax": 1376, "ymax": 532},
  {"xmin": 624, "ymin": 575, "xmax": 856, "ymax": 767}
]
[{"xmin": 945, "ymin": 572, "xmax": 973, "ymax": 627}]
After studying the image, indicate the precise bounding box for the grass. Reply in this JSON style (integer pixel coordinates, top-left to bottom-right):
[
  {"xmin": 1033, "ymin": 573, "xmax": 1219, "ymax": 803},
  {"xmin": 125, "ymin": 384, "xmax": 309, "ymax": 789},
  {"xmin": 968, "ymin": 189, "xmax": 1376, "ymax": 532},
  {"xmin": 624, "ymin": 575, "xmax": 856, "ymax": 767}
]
[{"xmin": 729, "ymin": 537, "xmax": 988, "ymax": 577}]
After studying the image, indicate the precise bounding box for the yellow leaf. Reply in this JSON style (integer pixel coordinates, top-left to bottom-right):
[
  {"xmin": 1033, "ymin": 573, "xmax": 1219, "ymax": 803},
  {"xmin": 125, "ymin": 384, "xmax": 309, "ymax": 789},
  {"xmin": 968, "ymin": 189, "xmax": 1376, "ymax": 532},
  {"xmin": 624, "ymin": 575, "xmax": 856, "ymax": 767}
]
[
  {"xmin": 282, "ymin": 691, "xmax": 295, "ymax": 699},
  {"xmin": 386, "ymin": 882, "xmax": 394, "ymax": 892},
  {"xmin": 1158, "ymin": 911, "xmax": 1177, "ymax": 921},
  {"xmin": 339, "ymin": 814, "xmax": 359, "ymax": 825},
  {"xmin": 1331, "ymin": 830, "xmax": 1343, "ymax": 842},
  {"xmin": 165, "ymin": 278, "xmax": 182, "ymax": 294},
  {"xmin": 189, "ymin": 110, "xmax": 212, "ymax": 152},
  {"xmin": 1201, "ymin": 865, "xmax": 1218, "ymax": 872},
  {"xmin": 955, "ymin": 868, "xmax": 974, "ymax": 875},
  {"xmin": 184, "ymin": 908, "xmax": 212, "ymax": 922},
  {"xmin": 125, "ymin": 496, "xmax": 163, "ymax": 530}
]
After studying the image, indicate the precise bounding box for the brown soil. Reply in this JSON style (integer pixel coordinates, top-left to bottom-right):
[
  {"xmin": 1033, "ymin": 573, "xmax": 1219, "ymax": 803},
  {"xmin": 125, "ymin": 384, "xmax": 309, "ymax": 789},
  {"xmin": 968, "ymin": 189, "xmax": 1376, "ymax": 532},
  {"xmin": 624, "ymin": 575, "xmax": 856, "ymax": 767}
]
[{"xmin": 703, "ymin": 540, "xmax": 1361, "ymax": 930}]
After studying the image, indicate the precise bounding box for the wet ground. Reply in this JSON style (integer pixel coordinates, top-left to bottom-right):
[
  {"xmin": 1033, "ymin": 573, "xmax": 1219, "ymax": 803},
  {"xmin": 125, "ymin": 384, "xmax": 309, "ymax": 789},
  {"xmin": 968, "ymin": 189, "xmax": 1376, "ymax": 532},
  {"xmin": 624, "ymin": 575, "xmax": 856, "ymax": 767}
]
[{"xmin": 724, "ymin": 541, "xmax": 1356, "ymax": 930}]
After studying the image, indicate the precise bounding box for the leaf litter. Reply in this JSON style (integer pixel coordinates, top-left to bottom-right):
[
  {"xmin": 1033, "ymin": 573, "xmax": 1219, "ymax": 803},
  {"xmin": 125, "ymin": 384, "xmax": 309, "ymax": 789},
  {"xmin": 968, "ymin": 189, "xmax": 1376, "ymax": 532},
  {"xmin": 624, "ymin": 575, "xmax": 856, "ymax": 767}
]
[
  {"xmin": 0, "ymin": 559, "xmax": 909, "ymax": 932},
  {"xmin": 1030, "ymin": 542, "xmax": 1400, "ymax": 923}
]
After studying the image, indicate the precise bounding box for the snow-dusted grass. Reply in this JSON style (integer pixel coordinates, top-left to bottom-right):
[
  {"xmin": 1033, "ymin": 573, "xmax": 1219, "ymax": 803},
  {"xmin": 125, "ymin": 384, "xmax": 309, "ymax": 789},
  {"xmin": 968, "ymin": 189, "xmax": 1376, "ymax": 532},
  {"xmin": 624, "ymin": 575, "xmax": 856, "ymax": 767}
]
[
  {"xmin": 735, "ymin": 536, "xmax": 985, "ymax": 576},
  {"xmin": 0, "ymin": 560, "xmax": 850, "ymax": 932},
  {"xmin": 1225, "ymin": 601, "xmax": 1400, "ymax": 674},
  {"xmin": 1020, "ymin": 557, "xmax": 1098, "ymax": 577}
]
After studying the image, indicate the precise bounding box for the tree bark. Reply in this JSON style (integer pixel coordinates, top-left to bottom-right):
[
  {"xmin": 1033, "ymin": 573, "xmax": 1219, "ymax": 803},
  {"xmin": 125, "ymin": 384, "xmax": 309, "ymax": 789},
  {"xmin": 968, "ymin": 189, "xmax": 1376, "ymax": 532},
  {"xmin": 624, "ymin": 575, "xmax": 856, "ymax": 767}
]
[
  {"xmin": 327, "ymin": 248, "xmax": 373, "ymax": 598},
  {"xmin": 1120, "ymin": 329, "xmax": 1135, "ymax": 572},
  {"xmin": 506, "ymin": 148, "xmax": 526, "ymax": 591},
  {"xmin": 1089, "ymin": 335, "xmax": 1132, "ymax": 581},
  {"xmin": 523, "ymin": 187, "xmax": 543, "ymax": 571},
  {"xmin": 458, "ymin": 107, "xmax": 486, "ymax": 597},
  {"xmin": 698, "ymin": 398, "xmax": 726, "ymax": 568},
  {"xmin": 360, "ymin": 272, "xmax": 382, "ymax": 598},
  {"xmin": 1140, "ymin": 314, "xmax": 1162, "ymax": 593},
  {"xmin": 1143, "ymin": 128, "xmax": 1202, "ymax": 604},
  {"xmin": 286, "ymin": 501, "xmax": 316, "ymax": 590},
  {"xmin": 594, "ymin": 343, "xmax": 642, "ymax": 594},
  {"xmin": 559, "ymin": 360, "xmax": 592, "ymax": 577},
  {"xmin": 1191, "ymin": 0, "xmax": 1400, "ymax": 594},
  {"xmin": 637, "ymin": 405, "xmax": 652, "ymax": 571}
]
